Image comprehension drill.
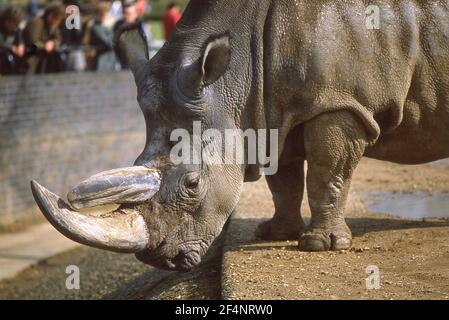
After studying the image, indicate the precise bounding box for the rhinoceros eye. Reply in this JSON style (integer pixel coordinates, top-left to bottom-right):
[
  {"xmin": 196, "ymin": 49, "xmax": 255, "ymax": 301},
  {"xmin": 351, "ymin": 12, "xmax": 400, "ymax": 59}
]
[{"xmin": 183, "ymin": 172, "xmax": 200, "ymax": 189}]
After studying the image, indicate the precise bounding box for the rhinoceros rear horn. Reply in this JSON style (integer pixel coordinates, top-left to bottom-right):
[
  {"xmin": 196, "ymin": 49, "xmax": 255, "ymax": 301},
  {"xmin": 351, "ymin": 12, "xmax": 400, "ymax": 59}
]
[
  {"xmin": 30, "ymin": 166, "xmax": 161, "ymax": 253},
  {"xmin": 113, "ymin": 22, "xmax": 150, "ymax": 84},
  {"xmin": 67, "ymin": 166, "xmax": 161, "ymax": 210}
]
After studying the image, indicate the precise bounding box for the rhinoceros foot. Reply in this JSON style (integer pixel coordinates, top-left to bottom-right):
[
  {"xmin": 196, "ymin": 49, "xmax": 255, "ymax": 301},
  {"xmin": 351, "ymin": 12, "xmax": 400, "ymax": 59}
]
[
  {"xmin": 298, "ymin": 224, "xmax": 352, "ymax": 251},
  {"xmin": 255, "ymin": 218, "xmax": 305, "ymax": 241}
]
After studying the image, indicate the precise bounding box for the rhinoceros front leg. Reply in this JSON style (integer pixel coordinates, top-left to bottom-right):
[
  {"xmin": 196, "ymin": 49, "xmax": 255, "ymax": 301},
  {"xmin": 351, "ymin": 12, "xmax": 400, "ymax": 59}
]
[
  {"xmin": 255, "ymin": 160, "xmax": 306, "ymax": 240},
  {"xmin": 299, "ymin": 110, "xmax": 369, "ymax": 251}
]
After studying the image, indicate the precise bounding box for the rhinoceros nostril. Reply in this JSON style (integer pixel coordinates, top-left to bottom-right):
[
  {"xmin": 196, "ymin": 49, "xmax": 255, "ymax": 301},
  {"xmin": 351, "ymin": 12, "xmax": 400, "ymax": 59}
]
[{"xmin": 172, "ymin": 251, "xmax": 185, "ymax": 265}]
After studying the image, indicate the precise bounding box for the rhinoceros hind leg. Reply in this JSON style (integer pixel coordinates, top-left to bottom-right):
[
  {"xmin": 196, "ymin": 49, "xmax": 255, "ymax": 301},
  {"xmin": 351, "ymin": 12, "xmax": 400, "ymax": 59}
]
[
  {"xmin": 256, "ymin": 218, "xmax": 305, "ymax": 241},
  {"xmin": 299, "ymin": 110, "xmax": 369, "ymax": 251},
  {"xmin": 255, "ymin": 160, "xmax": 306, "ymax": 241}
]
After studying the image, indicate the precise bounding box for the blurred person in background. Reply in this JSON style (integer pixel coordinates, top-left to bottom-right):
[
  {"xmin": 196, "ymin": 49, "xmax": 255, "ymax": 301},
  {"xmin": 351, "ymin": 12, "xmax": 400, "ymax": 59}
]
[
  {"xmin": 0, "ymin": 6, "xmax": 26, "ymax": 75},
  {"xmin": 113, "ymin": 0, "xmax": 139, "ymax": 32},
  {"xmin": 24, "ymin": 3, "xmax": 65, "ymax": 74},
  {"xmin": 60, "ymin": 0, "xmax": 87, "ymax": 72},
  {"xmin": 135, "ymin": 0, "xmax": 147, "ymax": 16},
  {"xmin": 26, "ymin": 0, "xmax": 39, "ymax": 18},
  {"xmin": 108, "ymin": 0, "xmax": 123, "ymax": 26},
  {"xmin": 90, "ymin": 1, "xmax": 118, "ymax": 71},
  {"xmin": 162, "ymin": 2, "xmax": 181, "ymax": 40}
]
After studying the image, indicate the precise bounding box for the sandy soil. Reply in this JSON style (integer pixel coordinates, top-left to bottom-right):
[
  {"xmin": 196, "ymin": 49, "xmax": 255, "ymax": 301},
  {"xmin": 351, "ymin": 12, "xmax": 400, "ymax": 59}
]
[{"xmin": 222, "ymin": 158, "xmax": 449, "ymax": 300}]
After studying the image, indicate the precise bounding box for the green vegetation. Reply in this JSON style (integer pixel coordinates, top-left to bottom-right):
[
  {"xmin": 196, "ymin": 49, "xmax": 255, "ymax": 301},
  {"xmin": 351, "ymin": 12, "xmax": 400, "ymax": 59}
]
[{"xmin": 148, "ymin": 20, "xmax": 163, "ymax": 40}]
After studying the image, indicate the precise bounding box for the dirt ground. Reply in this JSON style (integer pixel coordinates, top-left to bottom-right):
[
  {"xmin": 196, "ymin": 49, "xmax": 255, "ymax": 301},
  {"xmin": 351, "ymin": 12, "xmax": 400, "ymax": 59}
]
[
  {"xmin": 222, "ymin": 158, "xmax": 449, "ymax": 300},
  {"xmin": 1, "ymin": 158, "xmax": 448, "ymax": 299}
]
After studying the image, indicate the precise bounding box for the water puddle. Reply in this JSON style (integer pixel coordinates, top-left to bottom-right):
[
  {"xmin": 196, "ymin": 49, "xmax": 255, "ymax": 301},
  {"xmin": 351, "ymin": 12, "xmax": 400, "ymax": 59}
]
[{"xmin": 363, "ymin": 192, "xmax": 449, "ymax": 219}]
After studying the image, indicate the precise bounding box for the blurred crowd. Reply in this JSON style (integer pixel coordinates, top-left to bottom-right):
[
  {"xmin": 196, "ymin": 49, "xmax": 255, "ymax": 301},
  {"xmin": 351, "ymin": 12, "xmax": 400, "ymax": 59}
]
[{"xmin": 0, "ymin": 0, "xmax": 182, "ymax": 76}]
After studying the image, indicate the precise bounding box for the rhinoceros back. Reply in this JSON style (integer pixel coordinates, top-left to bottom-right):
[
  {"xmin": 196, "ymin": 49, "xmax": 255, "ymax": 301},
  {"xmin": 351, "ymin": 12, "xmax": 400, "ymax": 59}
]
[{"xmin": 262, "ymin": 0, "xmax": 449, "ymax": 143}]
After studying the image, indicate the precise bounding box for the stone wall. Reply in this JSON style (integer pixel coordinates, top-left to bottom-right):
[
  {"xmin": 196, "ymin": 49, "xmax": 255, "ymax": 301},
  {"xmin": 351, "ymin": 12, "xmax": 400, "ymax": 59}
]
[{"xmin": 0, "ymin": 72, "xmax": 146, "ymax": 229}]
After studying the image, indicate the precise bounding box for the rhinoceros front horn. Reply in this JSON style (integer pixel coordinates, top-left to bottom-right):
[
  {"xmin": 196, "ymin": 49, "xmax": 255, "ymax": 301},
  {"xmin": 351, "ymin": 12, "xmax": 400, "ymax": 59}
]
[{"xmin": 30, "ymin": 166, "xmax": 161, "ymax": 253}]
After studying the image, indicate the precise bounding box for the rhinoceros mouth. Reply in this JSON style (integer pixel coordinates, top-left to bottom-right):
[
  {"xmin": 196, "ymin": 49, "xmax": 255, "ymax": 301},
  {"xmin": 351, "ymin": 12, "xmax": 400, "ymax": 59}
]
[
  {"xmin": 172, "ymin": 249, "xmax": 202, "ymax": 271},
  {"xmin": 135, "ymin": 239, "xmax": 208, "ymax": 271},
  {"xmin": 136, "ymin": 250, "xmax": 202, "ymax": 272}
]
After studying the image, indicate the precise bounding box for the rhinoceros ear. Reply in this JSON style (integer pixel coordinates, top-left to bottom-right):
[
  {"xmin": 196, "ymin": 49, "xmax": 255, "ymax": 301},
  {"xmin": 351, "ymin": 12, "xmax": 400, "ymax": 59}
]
[
  {"xmin": 200, "ymin": 35, "xmax": 230, "ymax": 86},
  {"xmin": 113, "ymin": 22, "xmax": 150, "ymax": 85},
  {"xmin": 177, "ymin": 36, "xmax": 230, "ymax": 99}
]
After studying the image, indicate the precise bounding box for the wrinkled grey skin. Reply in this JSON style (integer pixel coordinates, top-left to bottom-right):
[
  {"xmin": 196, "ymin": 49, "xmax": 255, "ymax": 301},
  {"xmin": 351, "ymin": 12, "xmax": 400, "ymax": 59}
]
[
  {"xmin": 33, "ymin": 0, "xmax": 449, "ymax": 271},
  {"xmin": 252, "ymin": 0, "xmax": 449, "ymax": 250},
  {"xmin": 132, "ymin": 0, "xmax": 449, "ymax": 257}
]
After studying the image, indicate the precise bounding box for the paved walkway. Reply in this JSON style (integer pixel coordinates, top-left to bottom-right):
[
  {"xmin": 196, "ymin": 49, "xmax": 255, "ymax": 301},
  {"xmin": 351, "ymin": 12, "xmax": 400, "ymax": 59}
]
[{"xmin": 0, "ymin": 223, "xmax": 79, "ymax": 281}]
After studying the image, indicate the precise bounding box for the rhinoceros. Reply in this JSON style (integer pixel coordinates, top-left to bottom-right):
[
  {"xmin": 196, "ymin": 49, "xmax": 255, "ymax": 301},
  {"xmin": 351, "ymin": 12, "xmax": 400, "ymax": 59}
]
[{"xmin": 31, "ymin": 0, "xmax": 449, "ymax": 271}]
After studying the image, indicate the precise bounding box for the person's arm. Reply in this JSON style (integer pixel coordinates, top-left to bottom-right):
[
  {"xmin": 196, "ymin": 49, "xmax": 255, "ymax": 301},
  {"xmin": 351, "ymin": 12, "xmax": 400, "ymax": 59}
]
[
  {"xmin": 91, "ymin": 25, "xmax": 113, "ymax": 50},
  {"xmin": 12, "ymin": 30, "xmax": 25, "ymax": 57},
  {"xmin": 13, "ymin": 29, "xmax": 24, "ymax": 46},
  {"xmin": 0, "ymin": 33, "xmax": 13, "ymax": 51},
  {"xmin": 0, "ymin": 31, "xmax": 25, "ymax": 57},
  {"xmin": 52, "ymin": 28, "xmax": 62, "ymax": 47},
  {"xmin": 24, "ymin": 19, "xmax": 46, "ymax": 50}
]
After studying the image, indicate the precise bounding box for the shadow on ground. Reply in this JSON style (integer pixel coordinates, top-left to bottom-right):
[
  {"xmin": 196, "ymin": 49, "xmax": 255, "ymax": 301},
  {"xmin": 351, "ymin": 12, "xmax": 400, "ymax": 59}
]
[{"xmin": 225, "ymin": 216, "xmax": 449, "ymax": 250}]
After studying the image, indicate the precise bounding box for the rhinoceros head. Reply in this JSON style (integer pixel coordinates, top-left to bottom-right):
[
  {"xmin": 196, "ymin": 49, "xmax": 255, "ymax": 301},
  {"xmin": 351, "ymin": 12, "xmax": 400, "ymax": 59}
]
[{"xmin": 31, "ymin": 16, "xmax": 251, "ymax": 271}]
